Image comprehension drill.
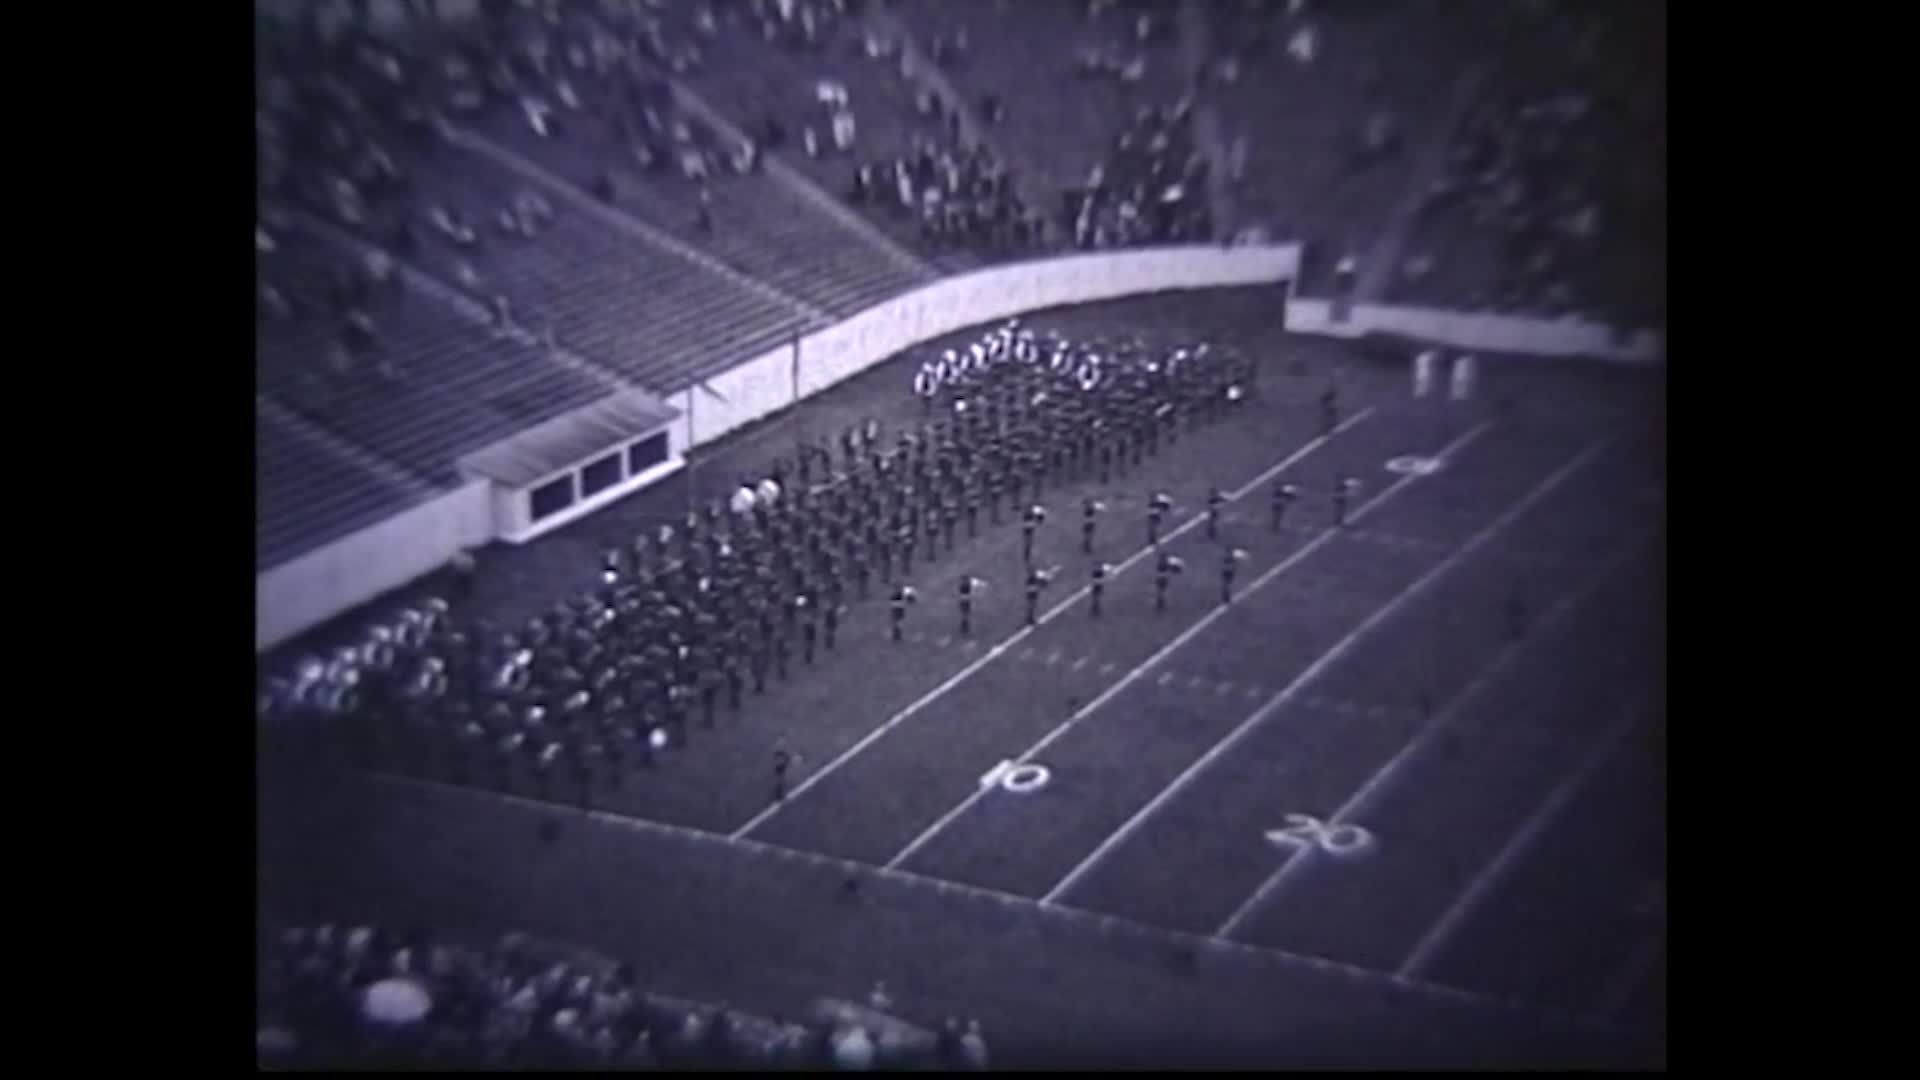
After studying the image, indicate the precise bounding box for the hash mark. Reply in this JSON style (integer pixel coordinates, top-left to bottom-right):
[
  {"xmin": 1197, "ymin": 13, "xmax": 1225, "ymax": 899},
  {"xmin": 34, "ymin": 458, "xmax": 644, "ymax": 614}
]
[
  {"xmin": 1044, "ymin": 649, "xmax": 1063, "ymax": 667},
  {"xmin": 1187, "ymin": 674, "xmax": 1209, "ymax": 691},
  {"xmin": 1101, "ymin": 662, "xmax": 1118, "ymax": 676},
  {"xmin": 1156, "ymin": 671, "xmax": 1174, "ymax": 687},
  {"xmin": 1070, "ymin": 656, "xmax": 1090, "ymax": 672},
  {"xmin": 936, "ymin": 635, "xmax": 952, "ymax": 647},
  {"xmin": 1216, "ymin": 682, "xmax": 1234, "ymax": 696},
  {"xmin": 1020, "ymin": 647, "xmax": 1036, "ymax": 661}
]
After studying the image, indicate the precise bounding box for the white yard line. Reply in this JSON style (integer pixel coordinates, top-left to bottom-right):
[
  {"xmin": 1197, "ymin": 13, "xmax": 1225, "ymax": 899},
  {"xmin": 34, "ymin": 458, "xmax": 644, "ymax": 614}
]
[
  {"xmin": 729, "ymin": 408, "xmax": 1379, "ymax": 840},
  {"xmin": 1397, "ymin": 703, "xmax": 1645, "ymax": 978},
  {"xmin": 1049, "ymin": 438, "xmax": 1614, "ymax": 910},
  {"xmin": 1214, "ymin": 521, "xmax": 1648, "ymax": 939},
  {"xmin": 884, "ymin": 423, "xmax": 1493, "ymax": 871}
]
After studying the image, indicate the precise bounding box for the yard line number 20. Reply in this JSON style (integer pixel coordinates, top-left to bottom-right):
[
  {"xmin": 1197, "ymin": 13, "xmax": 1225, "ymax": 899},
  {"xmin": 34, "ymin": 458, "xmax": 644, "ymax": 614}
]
[{"xmin": 1265, "ymin": 814, "xmax": 1377, "ymax": 858}]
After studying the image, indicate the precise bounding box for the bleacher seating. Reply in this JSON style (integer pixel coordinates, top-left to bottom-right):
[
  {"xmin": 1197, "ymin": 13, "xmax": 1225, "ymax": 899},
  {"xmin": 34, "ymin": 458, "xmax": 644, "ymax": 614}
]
[
  {"xmin": 256, "ymin": 409, "xmax": 425, "ymax": 571},
  {"xmin": 1203, "ymin": 0, "xmax": 1470, "ymax": 255},
  {"xmin": 430, "ymin": 0, "xmax": 935, "ymax": 318},
  {"xmin": 1380, "ymin": 2, "xmax": 1666, "ymax": 327},
  {"xmin": 899, "ymin": 0, "xmax": 1187, "ymax": 203},
  {"xmin": 256, "ymin": 212, "xmax": 611, "ymax": 488},
  {"xmin": 400, "ymin": 143, "xmax": 807, "ymax": 390}
]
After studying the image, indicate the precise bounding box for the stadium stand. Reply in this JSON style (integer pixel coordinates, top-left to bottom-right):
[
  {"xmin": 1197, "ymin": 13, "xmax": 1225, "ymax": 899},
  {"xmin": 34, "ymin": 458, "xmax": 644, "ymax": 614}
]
[
  {"xmin": 257, "ymin": 404, "xmax": 432, "ymax": 571},
  {"xmin": 1381, "ymin": 2, "xmax": 1666, "ymax": 327},
  {"xmin": 1201, "ymin": 0, "xmax": 1475, "ymax": 256},
  {"xmin": 257, "ymin": 6, "xmax": 1663, "ymax": 1060}
]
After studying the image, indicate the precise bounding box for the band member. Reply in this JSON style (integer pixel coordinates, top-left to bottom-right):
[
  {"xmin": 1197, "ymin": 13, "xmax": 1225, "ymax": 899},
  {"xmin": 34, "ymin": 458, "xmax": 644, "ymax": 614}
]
[
  {"xmin": 1090, "ymin": 561, "xmax": 1111, "ymax": 617},
  {"xmin": 1206, "ymin": 486, "xmax": 1226, "ymax": 541},
  {"xmin": 1154, "ymin": 552, "xmax": 1184, "ymax": 612},
  {"xmin": 957, "ymin": 575, "xmax": 983, "ymax": 636},
  {"xmin": 823, "ymin": 602, "xmax": 843, "ymax": 651},
  {"xmin": 1021, "ymin": 503, "xmax": 1047, "ymax": 565},
  {"xmin": 1148, "ymin": 492, "xmax": 1173, "ymax": 546},
  {"xmin": 891, "ymin": 584, "xmax": 917, "ymax": 642},
  {"xmin": 1082, "ymin": 497, "xmax": 1104, "ymax": 554},
  {"xmin": 772, "ymin": 739, "xmax": 794, "ymax": 803},
  {"xmin": 725, "ymin": 656, "xmax": 745, "ymax": 712},
  {"xmin": 1024, "ymin": 567, "xmax": 1054, "ymax": 626},
  {"xmin": 1320, "ymin": 380, "xmax": 1339, "ymax": 435},
  {"xmin": 1220, "ymin": 548, "xmax": 1247, "ymax": 605},
  {"xmin": 1333, "ymin": 476, "xmax": 1357, "ymax": 527},
  {"xmin": 1271, "ymin": 481, "xmax": 1299, "ymax": 532}
]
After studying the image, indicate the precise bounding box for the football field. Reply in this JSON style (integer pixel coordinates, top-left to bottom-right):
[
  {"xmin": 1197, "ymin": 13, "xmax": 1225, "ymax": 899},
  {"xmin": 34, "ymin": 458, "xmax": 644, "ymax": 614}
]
[{"xmin": 260, "ymin": 291, "xmax": 1665, "ymax": 1067}]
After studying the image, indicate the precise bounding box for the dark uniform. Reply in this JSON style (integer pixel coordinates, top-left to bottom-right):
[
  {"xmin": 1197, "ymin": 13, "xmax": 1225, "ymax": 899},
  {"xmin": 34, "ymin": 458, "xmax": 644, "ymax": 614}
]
[
  {"xmin": 1154, "ymin": 552, "xmax": 1182, "ymax": 612},
  {"xmin": 1333, "ymin": 476, "xmax": 1356, "ymax": 528},
  {"xmin": 823, "ymin": 603, "xmax": 842, "ymax": 651},
  {"xmin": 772, "ymin": 744, "xmax": 792, "ymax": 803},
  {"xmin": 700, "ymin": 667, "xmax": 720, "ymax": 727},
  {"xmin": 1320, "ymin": 381, "xmax": 1339, "ymax": 435},
  {"xmin": 891, "ymin": 585, "xmax": 915, "ymax": 642},
  {"xmin": 1082, "ymin": 497, "xmax": 1102, "ymax": 554},
  {"xmin": 1271, "ymin": 481, "xmax": 1298, "ymax": 533},
  {"xmin": 1220, "ymin": 548, "xmax": 1242, "ymax": 605},
  {"xmin": 1021, "ymin": 504, "xmax": 1046, "ymax": 565},
  {"xmin": 1090, "ymin": 561, "xmax": 1109, "ymax": 618},
  {"xmin": 958, "ymin": 575, "xmax": 980, "ymax": 636},
  {"xmin": 1148, "ymin": 493, "xmax": 1172, "ymax": 546},
  {"xmin": 1206, "ymin": 487, "xmax": 1227, "ymax": 541},
  {"xmin": 1024, "ymin": 567, "xmax": 1051, "ymax": 626}
]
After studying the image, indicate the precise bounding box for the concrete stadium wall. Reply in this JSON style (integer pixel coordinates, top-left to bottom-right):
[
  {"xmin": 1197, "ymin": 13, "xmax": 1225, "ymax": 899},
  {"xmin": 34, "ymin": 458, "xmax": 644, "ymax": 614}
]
[
  {"xmin": 257, "ymin": 245, "xmax": 1297, "ymax": 655},
  {"xmin": 257, "ymin": 480, "xmax": 493, "ymax": 653},
  {"xmin": 677, "ymin": 244, "xmax": 1300, "ymax": 449},
  {"xmin": 1284, "ymin": 297, "xmax": 1663, "ymax": 365}
]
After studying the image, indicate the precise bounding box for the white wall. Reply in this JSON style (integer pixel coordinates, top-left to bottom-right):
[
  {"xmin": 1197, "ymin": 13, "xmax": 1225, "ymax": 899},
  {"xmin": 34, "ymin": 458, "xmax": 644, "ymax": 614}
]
[
  {"xmin": 256, "ymin": 480, "xmax": 494, "ymax": 653},
  {"xmin": 1285, "ymin": 298, "xmax": 1663, "ymax": 365},
  {"xmin": 680, "ymin": 244, "xmax": 1300, "ymax": 449}
]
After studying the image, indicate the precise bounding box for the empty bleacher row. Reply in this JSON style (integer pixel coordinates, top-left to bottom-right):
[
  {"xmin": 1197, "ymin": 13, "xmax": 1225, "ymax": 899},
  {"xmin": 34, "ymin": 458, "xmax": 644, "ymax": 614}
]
[{"xmin": 257, "ymin": 407, "xmax": 429, "ymax": 572}]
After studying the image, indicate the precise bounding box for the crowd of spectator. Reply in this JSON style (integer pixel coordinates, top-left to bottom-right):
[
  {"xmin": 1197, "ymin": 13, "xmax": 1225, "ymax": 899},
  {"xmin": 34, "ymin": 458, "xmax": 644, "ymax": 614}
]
[
  {"xmin": 1065, "ymin": 98, "xmax": 1213, "ymax": 250},
  {"xmin": 258, "ymin": 923, "xmax": 989, "ymax": 1069},
  {"xmin": 1400, "ymin": 3, "xmax": 1664, "ymax": 326},
  {"xmin": 851, "ymin": 130, "xmax": 1045, "ymax": 256}
]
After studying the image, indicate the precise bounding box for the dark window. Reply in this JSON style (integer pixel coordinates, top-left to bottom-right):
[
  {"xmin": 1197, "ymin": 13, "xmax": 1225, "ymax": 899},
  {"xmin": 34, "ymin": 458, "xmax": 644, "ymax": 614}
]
[
  {"xmin": 581, "ymin": 453, "xmax": 624, "ymax": 498},
  {"xmin": 628, "ymin": 432, "xmax": 669, "ymax": 476},
  {"xmin": 529, "ymin": 474, "xmax": 575, "ymax": 521}
]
